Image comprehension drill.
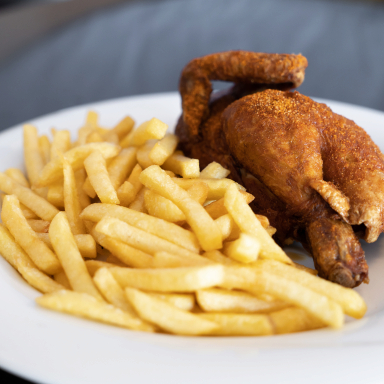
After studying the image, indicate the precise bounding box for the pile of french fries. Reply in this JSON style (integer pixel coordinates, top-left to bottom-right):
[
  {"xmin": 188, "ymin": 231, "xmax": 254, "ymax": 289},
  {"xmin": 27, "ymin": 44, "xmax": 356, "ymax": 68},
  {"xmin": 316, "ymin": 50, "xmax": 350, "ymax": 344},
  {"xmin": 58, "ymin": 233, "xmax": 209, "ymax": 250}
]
[{"xmin": 0, "ymin": 111, "xmax": 367, "ymax": 336}]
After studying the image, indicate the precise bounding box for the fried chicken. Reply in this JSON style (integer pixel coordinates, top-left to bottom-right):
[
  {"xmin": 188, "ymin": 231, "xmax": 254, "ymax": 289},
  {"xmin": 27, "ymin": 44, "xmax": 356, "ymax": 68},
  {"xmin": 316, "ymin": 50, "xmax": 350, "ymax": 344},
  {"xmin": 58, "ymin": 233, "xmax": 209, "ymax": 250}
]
[{"xmin": 176, "ymin": 51, "xmax": 373, "ymax": 288}]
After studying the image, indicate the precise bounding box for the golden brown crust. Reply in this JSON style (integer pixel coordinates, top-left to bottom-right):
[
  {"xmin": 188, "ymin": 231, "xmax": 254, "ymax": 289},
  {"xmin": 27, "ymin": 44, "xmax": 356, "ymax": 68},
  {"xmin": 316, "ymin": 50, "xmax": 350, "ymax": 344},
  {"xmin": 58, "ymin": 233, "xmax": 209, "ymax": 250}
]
[{"xmin": 179, "ymin": 51, "xmax": 308, "ymax": 136}]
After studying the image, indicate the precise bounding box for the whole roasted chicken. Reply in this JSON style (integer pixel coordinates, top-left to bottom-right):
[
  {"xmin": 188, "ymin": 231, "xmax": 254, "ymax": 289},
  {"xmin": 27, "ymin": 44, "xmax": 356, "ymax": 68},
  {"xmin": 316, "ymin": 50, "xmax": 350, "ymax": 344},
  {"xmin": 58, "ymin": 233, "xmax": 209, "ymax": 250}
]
[{"xmin": 175, "ymin": 51, "xmax": 384, "ymax": 288}]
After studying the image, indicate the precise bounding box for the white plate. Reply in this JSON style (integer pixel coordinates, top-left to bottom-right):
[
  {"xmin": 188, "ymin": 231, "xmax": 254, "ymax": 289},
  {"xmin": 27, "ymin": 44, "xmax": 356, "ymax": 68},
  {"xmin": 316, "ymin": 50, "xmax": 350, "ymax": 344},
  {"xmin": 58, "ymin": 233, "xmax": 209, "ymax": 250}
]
[{"xmin": 1, "ymin": 92, "xmax": 384, "ymax": 384}]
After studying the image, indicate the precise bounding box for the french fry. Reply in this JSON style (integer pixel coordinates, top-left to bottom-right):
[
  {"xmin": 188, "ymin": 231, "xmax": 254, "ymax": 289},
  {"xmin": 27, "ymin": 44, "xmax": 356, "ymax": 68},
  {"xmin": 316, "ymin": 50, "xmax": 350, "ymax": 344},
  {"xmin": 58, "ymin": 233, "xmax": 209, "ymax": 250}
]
[
  {"xmin": 222, "ymin": 266, "xmax": 344, "ymax": 328},
  {"xmin": 222, "ymin": 233, "xmax": 260, "ymax": 264},
  {"xmin": 116, "ymin": 164, "xmax": 143, "ymax": 206},
  {"xmin": 269, "ymin": 307, "xmax": 325, "ymax": 334},
  {"xmin": 49, "ymin": 211, "xmax": 103, "ymax": 300},
  {"xmin": 149, "ymin": 134, "xmax": 178, "ymax": 165},
  {"xmin": 0, "ymin": 193, "xmax": 38, "ymax": 219},
  {"xmin": 23, "ymin": 124, "xmax": 45, "ymax": 186},
  {"xmin": 4, "ymin": 168, "xmax": 30, "ymax": 188},
  {"xmin": 74, "ymin": 169, "xmax": 91, "ymax": 209},
  {"xmin": 27, "ymin": 219, "xmax": 50, "ymax": 233},
  {"xmin": 224, "ymin": 183, "xmax": 292, "ymax": 264},
  {"xmin": 215, "ymin": 214, "xmax": 236, "ymax": 241},
  {"xmin": 152, "ymin": 251, "xmax": 212, "ymax": 268},
  {"xmin": 36, "ymin": 290, "xmax": 154, "ymax": 332},
  {"xmin": 95, "ymin": 216, "xmax": 202, "ymax": 261},
  {"xmin": 205, "ymin": 191, "xmax": 255, "ymax": 219},
  {"xmin": 93, "ymin": 268, "xmax": 134, "ymax": 313},
  {"xmin": 198, "ymin": 313, "xmax": 273, "ymax": 336},
  {"xmin": 148, "ymin": 292, "xmax": 195, "ymax": 311},
  {"xmin": 63, "ymin": 158, "xmax": 86, "ymax": 235},
  {"xmin": 80, "ymin": 203, "xmax": 200, "ymax": 253},
  {"xmin": 37, "ymin": 233, "xmax": 97, "ymax": 259},
  {"xmin": 128, "ymin": 187, "xmax": 147, "ymax": 213},
  {"xmin": 86, "ymin": 131, "xmax": 104, "ymax": 143},
  {"xmin": 107, "ymin": 147, "xmax": 137, "ymax": 190},
  {"xmin": 128, "ymin": 118, "xmax": 168, "ymax": 147},
  {"xmin": 254, "ymin": 260, "xmax": 366, "ymax": 319},
  {"xmin": 139, "ymin": 166, "xmax": 222, "ymax": 251},
  {"xmin": 39, "ymin": 135, "xmax": 51, "ymax": 164},
  {"xmin": 186, "ymin": 181, "xmax": 209, "ymax": 204},
  {"xmin": 125, "ymin": 287, "xmax": 218, "ymax": 335},
  {"xmin": 50, "ymin": 130, "xmax": 71, "ymax": 160},
  {"xmin": 111, "ymin": 264, "xmax": 224, "ymax": 292},
  {"xmin": 84, "ymin": 150, "xmax": 120, "ymax": 205},
  {"xmin": 82, "ymin": 177, "xmax": 96, "ymax": 199},
  {"xmin": 173, "ymin": 177, "xmax": 245, "ymax": 200},
  {"xmin": 0, "ymin": 224, "xmax": 64, "ymax": 293},
  {"xmin": 203, "ymin": 250, "xmax": 238, "ymax": 265},
  {"xmin": 136, "ymin": 140, "xmax": 157, "ymax": 169},
  {"xmin": 47, "ymin": 182, "xmax": 64, "ymax": 208},
  {"xmin": 144, "ymin": 190, "xmax": 185, "ymax": 223},
  {"xmin": 162, "ymin": 151, "xmax": 200, "ymax": 178},
  {"xmin": 85, "ymin": 260, "xmax": 118, "ymax": 277},
  {"xmin": 53, "ymin": 270, "xmax": 71, "ymax": 289},
  {"xmin": 200, "ymin": 162, "xmax": 230, "ymax": 179},
  {"xmin": 1, "ymin": 195, "xmax": 61, "ymax": 275},
  {"xmin": 196, "ymin": 288, "xmax": 289, "ymax": 313},
  {"xmin": 38, "ymin": 142, "xmax": 120, "ymax": 186},
  {"xmin": 106, "ymin": 116, "xmax": 134, "ymax": 141}
]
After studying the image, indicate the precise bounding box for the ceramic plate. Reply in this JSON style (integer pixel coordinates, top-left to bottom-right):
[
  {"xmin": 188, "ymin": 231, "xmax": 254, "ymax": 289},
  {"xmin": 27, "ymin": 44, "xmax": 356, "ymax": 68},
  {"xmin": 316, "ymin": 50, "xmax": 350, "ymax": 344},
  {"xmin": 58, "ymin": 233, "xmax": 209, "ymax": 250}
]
[{"xmin": 1, "ymin": 92, "xmax": 384, "ymax": 384}]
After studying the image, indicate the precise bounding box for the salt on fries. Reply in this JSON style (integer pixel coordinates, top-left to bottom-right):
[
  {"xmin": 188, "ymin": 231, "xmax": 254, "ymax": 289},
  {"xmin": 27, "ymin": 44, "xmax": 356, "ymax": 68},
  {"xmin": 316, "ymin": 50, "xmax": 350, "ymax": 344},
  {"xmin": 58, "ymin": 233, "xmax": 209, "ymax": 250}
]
[{"xmin": 0, "ymin": 111, "xmax": 367, "ymax": 336}]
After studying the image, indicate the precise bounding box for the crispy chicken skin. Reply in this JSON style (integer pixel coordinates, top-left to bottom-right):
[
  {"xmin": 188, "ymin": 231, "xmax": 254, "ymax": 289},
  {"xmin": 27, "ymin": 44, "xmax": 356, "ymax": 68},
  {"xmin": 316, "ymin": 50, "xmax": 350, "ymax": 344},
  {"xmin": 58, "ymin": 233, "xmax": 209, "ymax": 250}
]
[{"xmin": 176, "ymin": 51, "xmax": 374, "ymax": 288}]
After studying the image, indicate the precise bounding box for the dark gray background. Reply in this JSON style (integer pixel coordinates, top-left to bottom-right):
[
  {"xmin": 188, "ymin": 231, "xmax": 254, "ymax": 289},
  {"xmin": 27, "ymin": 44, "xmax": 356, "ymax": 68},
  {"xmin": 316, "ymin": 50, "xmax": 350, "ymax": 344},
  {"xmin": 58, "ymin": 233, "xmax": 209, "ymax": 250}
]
[{"xmin": 1, "ymin": 0, "xmax": 384, "ymax": 132}]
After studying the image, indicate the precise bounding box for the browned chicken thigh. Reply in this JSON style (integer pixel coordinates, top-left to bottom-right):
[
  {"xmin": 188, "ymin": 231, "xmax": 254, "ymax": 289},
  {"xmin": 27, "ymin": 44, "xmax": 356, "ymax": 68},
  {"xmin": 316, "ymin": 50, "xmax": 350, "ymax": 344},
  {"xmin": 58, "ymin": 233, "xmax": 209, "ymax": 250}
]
[{"xmin": 176, "ymin": 51, "xmax": 375, "ymax": 288}]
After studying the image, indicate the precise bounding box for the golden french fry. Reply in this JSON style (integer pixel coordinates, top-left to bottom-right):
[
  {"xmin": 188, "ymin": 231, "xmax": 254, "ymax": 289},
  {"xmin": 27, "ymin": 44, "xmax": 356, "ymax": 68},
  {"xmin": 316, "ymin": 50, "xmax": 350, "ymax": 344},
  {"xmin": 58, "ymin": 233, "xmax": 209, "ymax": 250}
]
[
  {"xmin": 86, "ymin": 131, "xmax": 104, "ymax": 143},
  {"xmin": 173, "ymin": 177, "xmax": 245, "ymax": 200},
  {"xmin": 95, "ymin": 216, "xmax": 202, "ymax": 261},
  {"xmin": 53, "ymin": 270, "xmax": 71, "ymax": 289},
  {"xmin": 162, "ymin": 151, "xmax": 200, "ymax": 178},
  {"xmin": 106, "ymin": 116, "xmax": 134, "ymax": 140},
  {"xmin": 205, "ymin": 191, "xmax": 255, "ymax": 219},
  {"xmin": 149, "ymin": 292, "xmax": 195, "ymax": 311},
  {"xmin": 199, "ymin": 313, "xmax": 273, "ymax": 336},
  {"xmin": 38, "ymin": 142, "xmax": 120, "ymax": 186},
  {"xmin": 186, "ymin": 181, "xmax": 209, "ymax": 205},
  {"xmin": 36, "ymin": 290, "xmax": 154, "ymax": 332},
  {"xmin": 0, "ymin": 224, "xmax": 64, "ymax": 293},
  {"xmin": 84, "ymin": 150, "xmax": 120, "ymax": 204},
  {"xmin": 144, "ymin": 190, "xmax": 185, "ymax": 223},
  {"xmin": 80, "ymin": 203, "xmax": 200, "ymax": 253},
  {"xmin": 200, "ymin": 162, "xmax": 230, "ymax": 179},
  {"xmin": 128, "ymin": 118, "xmax": 168, "ymax": 147},
  {"xmin": 116, "ymin": 164, "xmax": 143, "ymax": 206},
  {"xmin": 152, "ymin": 251, "xmax": 212, "ymax": 268},
  {"xmin": 107, "ymin": 147, "xmax": 137, "ymax": 190},
  {"xmin": 269, "ymin": 307, "xmax": 325, "ymax": 334},
  {"xmin": 196, "ymin": 288, "xmax": 289, "ymax": 313},
  {"xmin": 149, "ymin": 134, "xmax": 178, "ymax": 165},
  {"xmin": 85, "ymin": 260, "xmax": 118, "ymax": 277},
  {"xmin": 128, "ymin": 187, "xmax": 147, "ymax": 213},
  {"xmin": 23, "ymin": 124, "xmax": 45, "ymax": 185},
  {"xmin": 1, "ymin": 195, "xmax": 61, "ymax": 275},
  {"xmin": 0, "ymin": 193, "xmax": 38, "ymax": 219},
  {"xmin": 222, "ymin": 233, "xmax": 260, "ymax": 264},
  {"xmin": 49, "ymin": 211, "xmax": 103, "ymax": 300},
  {"xmin": 50, "ymin": 130, "xmax": 71, "ymax": 160},
  {"xmin": 27, "ymin": 219, "xmax": 50, "ymax": 233},
  {"xmin": 74, "ymin": 169, "xmax": 91, "ymax": 209},
  {"xmin": 215, "ymin": 214, "xmax": 236, "ymax": 241},
  {"xmin": 203, "ymin": 250, "xmax": 238, "ymax": 265},
  {"xmin": 39, "ymin": 135, "xmax": 51, "ymax": 164},
  {"xmin": 136, "ymin": 140, "xmax": 157, "ymax": 169},
  {"xmin": 63, "ymin": 158, "xmax": 86, "ymax": 235},
  {"xmin": 47, "ymin": 182, "xmax": 64, "ymax": 208},
  {"xmin": 222, "ymin": 266, "xmax": 344, "ymax": 329},
  {"xmin": 93, "ymin": 268, "xmax": 134, "ymax": 313},
  {"xmin": 139, "ymin": 166, "xmax": 222, "ymax": 251},
  {"xmin": 254, "ymin": 260, "xmax": 366, "ymax": 319},
  {"xmin": 110, "ymin": 264, "xmax": 224, "ymax": 292},
  {"xmin": 82, "ymin": 177, "xmax": 96, "ymax": 199},
  {"xmin": 105, "ymin": 254, "xmax": 127, "ymax": 266},
  {"xmin": 5, "ymin": 168, "xmax": 30, "ymax": 188},
  {"xmin": 37, "ymin": 233, "xmax": 97, "ymax": 259},
  {"xmin": 224, "ymin": 183, "xmax": 291, "ymax": 264},
  {"xmin": 125, "ymin": 287, "xmax": 218, "ymax": 335}
]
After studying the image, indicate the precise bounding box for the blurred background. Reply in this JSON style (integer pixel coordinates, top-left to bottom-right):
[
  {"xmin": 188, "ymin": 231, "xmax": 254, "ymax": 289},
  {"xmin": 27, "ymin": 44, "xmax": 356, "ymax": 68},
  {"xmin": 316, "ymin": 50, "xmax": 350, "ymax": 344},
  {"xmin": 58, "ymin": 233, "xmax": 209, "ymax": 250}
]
[
  {"xmin": 1, "ymin": 0, "xmax": 384, "ymax": 133},
  {"xmin": 1, "ymin": 0, "xmax": 384, "ymax": 382}
]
